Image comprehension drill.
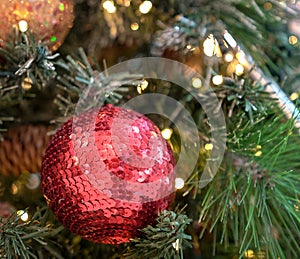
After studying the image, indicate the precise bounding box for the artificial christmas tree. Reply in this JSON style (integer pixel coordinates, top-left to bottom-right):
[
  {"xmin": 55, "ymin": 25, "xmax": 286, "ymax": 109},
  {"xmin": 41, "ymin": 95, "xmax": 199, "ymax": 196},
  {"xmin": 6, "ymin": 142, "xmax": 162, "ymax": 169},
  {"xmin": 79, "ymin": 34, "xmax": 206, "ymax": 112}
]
[{"xmin": 0, "ymin": 0, "xmax": 300, "ymax": 258}]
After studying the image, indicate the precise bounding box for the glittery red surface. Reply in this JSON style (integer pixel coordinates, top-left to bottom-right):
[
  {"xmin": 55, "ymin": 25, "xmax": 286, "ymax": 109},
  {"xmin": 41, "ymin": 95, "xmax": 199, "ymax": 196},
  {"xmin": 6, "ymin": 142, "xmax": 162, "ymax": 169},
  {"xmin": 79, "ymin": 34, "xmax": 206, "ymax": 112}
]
[
  {"xmin": 41, "ymin": 104, "xmax": 175, "ymax": 244},
  {"xmin": 0, "ymin": 0, "xmax": 74, "ymax": 51}
]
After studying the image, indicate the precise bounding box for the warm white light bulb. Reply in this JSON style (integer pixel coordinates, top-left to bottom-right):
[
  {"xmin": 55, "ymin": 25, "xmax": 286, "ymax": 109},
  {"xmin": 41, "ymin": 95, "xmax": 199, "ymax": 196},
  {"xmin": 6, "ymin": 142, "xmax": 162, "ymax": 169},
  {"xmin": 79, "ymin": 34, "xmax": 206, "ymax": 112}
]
[
  {"xmin": 203, "ymin": 34, "xmax": 215, "ymax": 57},
  {"xmin": 139, "ymin": 1, "xmax": 152, "ymax": 14},
  {"xmin": 224, "ymin": 52, "xmax": 234, "ymax": 62},
  {"xmin": 192, "ymin": 77, "xmax": 202, "ymax": 88},
  {"xmin": 212, "ymin": 75, "xmax": 223, "ymax": 85},
  {"xmin": 235, "ymin": 63, "xmax": 245, "ymax": 76},
  {"xmin": 175, "ymin": 178, "xmax": 185, "ymax": 189},
  {"xmin": 130, "ymin": 22, "xmax": 139, "ymax": 31},
  {"xmin": 161, "ymin": 128, "xmax": 173, "ymax": 140},
  {"xmin": 17, "ymin": 210, "xmax": 29, "ymax": 222},
  {"xmin": 103, "ymin": 0, "xmax": 116, "ymax": 13},
  {"xmin": 205, "ymin": 143, "xmax": 213, "ymax": 151},
  {"xmin": 18, "ymin": 20, "xmax": 28, "ymax": 32}
]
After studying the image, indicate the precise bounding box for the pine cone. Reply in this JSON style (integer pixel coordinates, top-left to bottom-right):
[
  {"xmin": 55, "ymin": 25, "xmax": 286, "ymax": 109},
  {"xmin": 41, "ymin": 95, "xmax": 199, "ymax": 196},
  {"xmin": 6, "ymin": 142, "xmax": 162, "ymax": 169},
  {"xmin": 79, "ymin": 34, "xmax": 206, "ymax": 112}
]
[
  {"xmin": 151, "ymin": 27, "xmax": 189, "ymax": 56},
  {"xmin": 0, "ymin": 125, "xmax": 50, "ymax": 177}
]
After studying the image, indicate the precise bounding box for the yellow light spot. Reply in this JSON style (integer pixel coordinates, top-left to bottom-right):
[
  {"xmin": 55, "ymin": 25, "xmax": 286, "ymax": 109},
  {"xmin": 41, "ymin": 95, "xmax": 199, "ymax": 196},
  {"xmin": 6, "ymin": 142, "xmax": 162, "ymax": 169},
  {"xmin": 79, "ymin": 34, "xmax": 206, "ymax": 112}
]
[
  {"xmin": 224, "ymin": 52, "xmax": 234, "ymax": 62},
  {"xmin": 256, "ymin": 145, "xmax": 261, "ymax": 150},
  {"xmin": 137, "ymin": 86, "xmax": 142, "ymax": 94},
  {"xmin": 21, "ymin": 77, "xmax": 33, "ymax": 90},
  {"xmin": 245, "ymin": 249, "xmax": 255, "ymax": 258},
  {"xmin": 205, "ymin": 143, "xmax": 213, "ymax": 151},
  {"xmin": 290, "ymin": 92, "xmax": 299, "ymax": 101},
  {"xmin": 289, "ymin": 35, "xmax": 298, "ymax": 45},
  {"xmin": 203, "ymin": 34, "xmax": 216, "ymax": 57},
  {"xmin": 172, "ymin": 238, "xmax": 180, "ymax": 251},
  {"xmin": 263, "ymin": 2, "xmax": 272, "ymax": 10},
  {"xmin": 236, "ymin": 51, "xmax": 247, "ymax": 66},
  {"xmin": 139, "ymin": 1, "xmax": 152, "ymax": 14},
  {"xmin": 235, "ymin": 63, "xmax": 245, "ymax": 76},
  {"xmin": 140, "ymin": 79, "xmax": 148, "ymax": 90},
  {"xmin": 130, "ymin": 22, "xmax": 139, "ymax": 31},
  {"xmin": 254, "ymin": 150, "xmax": 262, "ymax": 157},
  {"xmin": 124, "ymin": 0, "xmax": 131, "ymax": 6},
  {"xmin": 18, "ymin": 20, "xmax": 28, "ymax": 32},
  {"xmin": 103, "ymin": 0, "xmax": 116, "ymax": 13},
  {"xmin": 175, "ymin": 178, "xmax": 185, "ymax": 189},
  {"xmin": 212, "ymin": 75, "xmax": 223, "ymax": 85},
  {"xmin": 161, "ymin": 128, "xmax": 173, "ymax": 140},
  {"xmin": 294, "ymin": 204, "xmax": 299, "ymax": 211},
  {"xmin": 17, "ymin": 210, "xmax": 29, "ymax": 222},
  {"xmin": 59, "ymin": 3, "xmax": 65, "ymax": 11},
  {"xmin": 11, "ymin": 184, "xmax": 18, "ymax": 194},
  {"xmin": 215, "ymin": 45, "xmax": 222, "ymax": 58},
  {"xmin": 192, "ymin": 77, "xmax": 202, "ymax": 88}
]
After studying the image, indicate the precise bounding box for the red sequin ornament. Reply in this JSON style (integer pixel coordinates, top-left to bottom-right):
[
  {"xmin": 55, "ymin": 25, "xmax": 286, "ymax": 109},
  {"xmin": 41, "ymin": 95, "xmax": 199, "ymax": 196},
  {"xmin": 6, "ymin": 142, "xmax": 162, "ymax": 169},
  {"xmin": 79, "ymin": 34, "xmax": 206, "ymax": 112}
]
[{"xmin": 41, "ymin": 104, "xmax": 175, "ymax": 244}]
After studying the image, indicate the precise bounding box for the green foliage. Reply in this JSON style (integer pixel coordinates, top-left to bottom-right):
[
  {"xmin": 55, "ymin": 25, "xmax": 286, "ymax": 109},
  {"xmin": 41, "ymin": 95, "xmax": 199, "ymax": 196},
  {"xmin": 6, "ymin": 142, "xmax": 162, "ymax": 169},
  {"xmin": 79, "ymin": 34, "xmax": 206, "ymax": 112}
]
[
  {"xmin": 171, "ymin": 0, "xmax": 298, "ymax": 76},
  {"xmin": 0, "ymin": 32, "xmax": 58, "ymax": 95},
  {"xmin": 123, "ymin": 210, "xmax": 192, "ymax": 259},
  {"xmin": 0, "ymin": 207, "xmax": 64, "ymax": 259},
  {"xmin": 197, "ymin": 112, "xmax": 300, "ymax": 258},
  {"xmin": 215, "ymin": 75, "xmax": 275, "ymax": 122},
  {"xmin": 53, "ymin": 47, "xmax": 142, "ymax": 123}
]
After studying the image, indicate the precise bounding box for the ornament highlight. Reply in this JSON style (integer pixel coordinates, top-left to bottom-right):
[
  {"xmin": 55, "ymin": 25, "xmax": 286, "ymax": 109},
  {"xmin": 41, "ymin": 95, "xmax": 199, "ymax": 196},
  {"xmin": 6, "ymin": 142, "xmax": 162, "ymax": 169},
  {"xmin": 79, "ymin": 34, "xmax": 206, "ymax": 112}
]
[
  {"xmin": 0, "ymin": 0, "xmax": 74, "ymax": 51},
  {"xmin": 41, "ymin": 104, "xmax": 175, "ymax": 244}
]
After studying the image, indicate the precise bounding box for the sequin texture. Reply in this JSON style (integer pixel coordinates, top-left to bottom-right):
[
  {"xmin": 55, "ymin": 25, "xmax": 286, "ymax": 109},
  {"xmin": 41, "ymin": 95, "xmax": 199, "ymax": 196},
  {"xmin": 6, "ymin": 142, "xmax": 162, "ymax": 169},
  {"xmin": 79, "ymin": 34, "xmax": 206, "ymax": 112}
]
[
  {"xmin": 0, "ymin": 0, "xmax": 74, "ymax": 51},
  {"xmin": 41, "ymin": 104, "xmax": 175, "ymax": 244}
]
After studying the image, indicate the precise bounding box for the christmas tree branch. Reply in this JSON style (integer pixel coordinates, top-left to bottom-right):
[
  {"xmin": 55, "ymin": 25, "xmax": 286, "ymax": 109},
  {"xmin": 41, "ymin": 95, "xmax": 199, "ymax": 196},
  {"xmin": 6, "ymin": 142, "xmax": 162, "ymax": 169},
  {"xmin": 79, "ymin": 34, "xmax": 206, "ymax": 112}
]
[
  {"xmin": 0, "ymin": 31, "xmax": 58, "ymax": 91},
  {"xmin": 196, "ymin": 111, "xmax": 300, "ymax": 258},
  {"xmin": 0, "ymin": 206, "xmax": 64, "ymax": 259},
  {"xmin": 53, "ymin": 47, "xmax": 143, "ymax": 122},
  {"xmin": 123, "ymin": 210, "xmax": 192, "ymax": 259}
]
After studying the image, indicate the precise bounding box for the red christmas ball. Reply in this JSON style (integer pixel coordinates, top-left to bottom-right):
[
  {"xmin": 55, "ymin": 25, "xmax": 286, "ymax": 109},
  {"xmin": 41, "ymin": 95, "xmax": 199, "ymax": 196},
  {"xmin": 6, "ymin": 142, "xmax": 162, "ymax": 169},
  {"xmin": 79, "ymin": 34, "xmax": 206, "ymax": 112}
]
[{"xmin": 41, "ymin": 104, "xmax": 175, "ymax": 244}]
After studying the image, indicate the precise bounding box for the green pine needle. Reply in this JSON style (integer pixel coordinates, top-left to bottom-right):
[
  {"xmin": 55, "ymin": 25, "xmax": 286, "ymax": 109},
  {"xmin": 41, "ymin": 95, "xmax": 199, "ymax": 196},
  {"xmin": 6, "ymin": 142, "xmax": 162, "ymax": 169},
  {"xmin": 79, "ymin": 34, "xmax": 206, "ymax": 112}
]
[
  {"xmin": 54, "ymin": 47, "xmax": 143, "ymax": 122},
  {"xmin": 123, "ymin": 210, "xmax": 192, "ymax": 259},
  {"xmin": 0, "ymin": 207, "xmax": 65, "ymax": 259},
  {"xmin": 198, "ymin": 111, "xmax": 300, "ymax": 258}
]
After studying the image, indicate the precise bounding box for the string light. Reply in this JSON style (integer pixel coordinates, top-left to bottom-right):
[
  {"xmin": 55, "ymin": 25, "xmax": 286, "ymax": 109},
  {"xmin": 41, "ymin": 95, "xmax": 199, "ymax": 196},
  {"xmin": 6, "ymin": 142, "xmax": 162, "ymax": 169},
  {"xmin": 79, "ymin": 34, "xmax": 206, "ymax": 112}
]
[
  {"xmin": 236, "ymin": 51, "xmax": 248, "ymax": 66},
  {"xmin": 140, "ymin": 79, "xmax": 148, "ymax": 90},
  {"xmin": 21, "ymin": 77, "xmax": 33, "ymax": 90},
  {"xmin": 245, "ymin": 249, "xmax": 255, "ymax": 258},
  {"xmin": 289, "ymin": 35, "xmax": 298, "ymax": 45},
  {"xmin": 263, "ymin": 2, "xmax": 273, "ymax": 10},
  {"xmin": 172, "ymin": 238, "xmax": 180, "ymax": 251},
  {"xmin": 175, "ymin": 178, "xmax": 185, "ymax": 189},
  {"xmin": 161, "ymin": 128, "xmax": 173, "ymax": 140},
  {"xmin": 212, "ymin": 75, "xmax": 223, "ymax": 85},
  {"xmin": 124, "ymin": 0, "xmax": 131, "ymax": 7},
  {"xmin": 205, "ymin": 143, "xmax": 213, "ymax": 151},
  {"xmin": 224, "ymin": 30, "xmax": 237, "ymax": 48},
  {"xmin": 235, "ymin": 63, "xmax": 245, "ymax": 76},
  {"xmin": 192, "ymin": 77, "xmax": 202, "ymax": 88},
  {"xmin": 130, "ymin": 22, "xmax": 139, "ymax": 31},
  {"xmin": 254, "ymin": 150, "xmax": 262, "ymax": 157},
  {"xmin": 11, "ymin": 184, "xmax": 18, "ymax": 195},
  {"xmin": 139, "ymin": 1, "xmax": 152, "ymax": 14},
  {"xmin": 203, "ymin": 34, "xmax": 216, "ymax": 57},
  {"xmin": 17, "ymin": 210, "xmax": 29, "ymax": 222},
  {"xmin": 103, "ymin": 0, "xmax": 117, "ymax": 13},
  {"xmin": 137, "ymin": 80, "xmax": 148, "ymax": 94},
  {"xmin": 224, "ymin": 52, "xmax": 234, "ymax": 62},
  {"xmin": 253, "ymin": 145, "xmax": 262, "ymax": 156},
  {"xmin": 290, "ymin": 92, "xmax": 299, "ymax": 101},
  {"xmin": 18, "ymin": 20, "xmax": 28, "ymax": 32}
]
